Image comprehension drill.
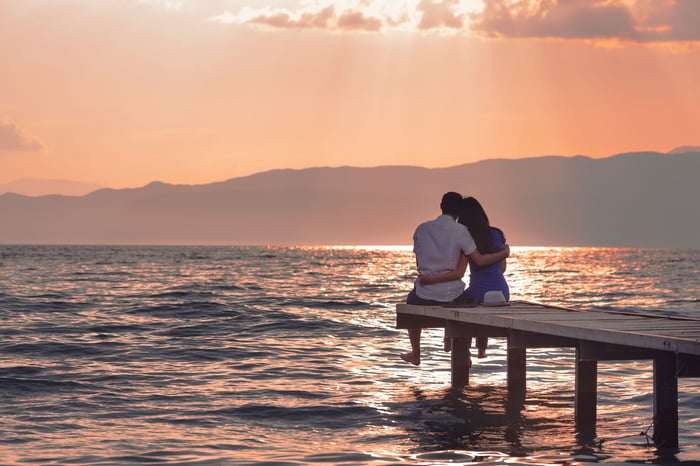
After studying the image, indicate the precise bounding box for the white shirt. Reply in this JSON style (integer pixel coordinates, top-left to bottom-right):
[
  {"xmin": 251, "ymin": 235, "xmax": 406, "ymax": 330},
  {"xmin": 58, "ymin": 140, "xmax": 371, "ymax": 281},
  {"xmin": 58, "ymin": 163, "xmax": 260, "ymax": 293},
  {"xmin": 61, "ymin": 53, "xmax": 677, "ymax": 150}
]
[{"xmin": 413, "ymin": 214, "xmax": 477, "ymax": 302}]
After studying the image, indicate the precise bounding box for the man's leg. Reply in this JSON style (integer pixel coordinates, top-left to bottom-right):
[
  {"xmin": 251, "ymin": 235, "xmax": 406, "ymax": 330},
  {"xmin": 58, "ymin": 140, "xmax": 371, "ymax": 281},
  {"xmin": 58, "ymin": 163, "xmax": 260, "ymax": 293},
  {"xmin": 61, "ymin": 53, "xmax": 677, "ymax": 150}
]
[
  {"xmin": 401, "ymin": 289, "xmax": 422, "ymax": 365},
  {"xmin": 401, "ymin": 327, "xmax": 422, "ymax": 366},
  {"xmin": 401, "ymin": 289, "xmax": 444, "ymax": 366}
]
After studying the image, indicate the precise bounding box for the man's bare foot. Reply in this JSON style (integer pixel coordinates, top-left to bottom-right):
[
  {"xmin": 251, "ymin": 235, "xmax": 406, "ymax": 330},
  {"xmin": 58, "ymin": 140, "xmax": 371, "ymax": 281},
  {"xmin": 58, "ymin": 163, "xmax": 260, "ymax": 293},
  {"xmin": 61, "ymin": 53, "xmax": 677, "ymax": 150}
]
[
  {"xmin": 400, "ymin": 352, "xmax": 420, "ymax": 366},
  {"xmin": 443, "ymin": 337, "xmax": 452, "ymax": 352}
]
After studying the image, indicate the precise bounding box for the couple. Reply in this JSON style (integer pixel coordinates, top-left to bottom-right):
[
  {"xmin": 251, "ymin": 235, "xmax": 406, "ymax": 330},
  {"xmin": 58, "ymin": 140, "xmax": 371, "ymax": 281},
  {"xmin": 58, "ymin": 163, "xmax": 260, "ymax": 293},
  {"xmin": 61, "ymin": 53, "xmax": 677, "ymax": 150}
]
[{"xmin": 400, "ymin": 192, "xmax": 510, "ymax": 366}]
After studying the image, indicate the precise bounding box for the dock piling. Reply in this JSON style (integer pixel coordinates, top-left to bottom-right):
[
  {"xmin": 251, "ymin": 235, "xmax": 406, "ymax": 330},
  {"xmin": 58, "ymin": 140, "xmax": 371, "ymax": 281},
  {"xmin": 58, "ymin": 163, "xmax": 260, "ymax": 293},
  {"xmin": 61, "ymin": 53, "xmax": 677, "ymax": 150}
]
[
  {"xmin": 450, "ymin": 336, "xmax": 471, "ymax": 387},
  {"xmin": 653, "ymin": 356, "xmax": 679, "ymax": 449},
  {"xmin": 575, "ymin": 346, "xmax": 598, "ymax": 426},
  {"xmin": 507, "ymin": 345, "xmax": 527, "ymax": 407}
]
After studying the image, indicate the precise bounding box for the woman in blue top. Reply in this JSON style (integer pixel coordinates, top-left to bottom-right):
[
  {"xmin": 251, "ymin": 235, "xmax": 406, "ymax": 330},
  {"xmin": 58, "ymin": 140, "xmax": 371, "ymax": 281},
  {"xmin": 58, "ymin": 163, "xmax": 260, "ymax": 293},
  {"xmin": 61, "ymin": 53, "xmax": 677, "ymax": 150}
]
[{"xmin": 419, "ymin": 196, "xmax": 509, "ymax": 357}]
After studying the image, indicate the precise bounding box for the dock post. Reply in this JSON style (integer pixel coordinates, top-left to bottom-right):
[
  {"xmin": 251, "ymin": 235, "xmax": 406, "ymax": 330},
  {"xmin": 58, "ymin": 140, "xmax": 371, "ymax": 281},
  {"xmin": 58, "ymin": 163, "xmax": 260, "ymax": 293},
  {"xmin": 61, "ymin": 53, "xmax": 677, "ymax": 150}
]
[
  {"xmin": 451, "ymin": 337, "xmax": 471, "ymax": 387},
  {"xmin": 507, "ymin": 342, "xmax": 526, "ymax": 408},
  {"xmin": 575, "ymin": 346, "xmax": 597, "ymax": 427},
  {"xmin": 653, "ymin": 356, "xmax": 678, "ymax": 449}
]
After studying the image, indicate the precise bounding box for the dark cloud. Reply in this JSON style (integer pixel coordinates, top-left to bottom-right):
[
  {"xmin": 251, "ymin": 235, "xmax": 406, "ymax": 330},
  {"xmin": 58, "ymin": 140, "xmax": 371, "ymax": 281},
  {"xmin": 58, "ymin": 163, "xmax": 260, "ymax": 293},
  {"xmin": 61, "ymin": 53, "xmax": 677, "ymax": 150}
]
[
  {"xmin": 0, "ymin": 122, "xmax": 42, "ymax": 152},
  {"xmin": 662, "ymin": 0, "xmax": 700, "ymax": 41},
  {"xmin": 471, "ymin": 0, "xmax": 637, "ymax": 39},
  {"xmin": 471, "ymin": 0, "xmax": 700, "ymax": 43}
]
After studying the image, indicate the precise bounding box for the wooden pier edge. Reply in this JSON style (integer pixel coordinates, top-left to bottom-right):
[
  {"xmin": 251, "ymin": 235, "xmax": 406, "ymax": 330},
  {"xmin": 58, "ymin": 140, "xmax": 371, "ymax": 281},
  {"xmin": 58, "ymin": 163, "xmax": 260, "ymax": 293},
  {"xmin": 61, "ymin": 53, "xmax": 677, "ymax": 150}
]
[{"xmin": 396, "ymin": 300, "xmax": 700, "ymax": 450}]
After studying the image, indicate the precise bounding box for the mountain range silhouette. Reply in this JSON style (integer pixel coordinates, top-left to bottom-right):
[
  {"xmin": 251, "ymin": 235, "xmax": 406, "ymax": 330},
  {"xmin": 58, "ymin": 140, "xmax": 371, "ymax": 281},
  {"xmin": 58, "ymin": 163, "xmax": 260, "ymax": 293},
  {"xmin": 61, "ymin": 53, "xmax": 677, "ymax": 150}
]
[{"xmin": 1, "ymin": 149, "xmax": 698, "ymax": 247}]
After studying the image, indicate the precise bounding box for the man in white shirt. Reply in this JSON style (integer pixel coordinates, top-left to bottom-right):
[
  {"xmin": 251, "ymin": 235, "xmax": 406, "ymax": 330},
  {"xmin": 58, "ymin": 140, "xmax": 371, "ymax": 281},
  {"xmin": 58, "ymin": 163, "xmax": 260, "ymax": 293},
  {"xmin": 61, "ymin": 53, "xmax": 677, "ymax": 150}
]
[{"xmin": 401, "ymin": 192, "xmax": 510, "ymax": 366}]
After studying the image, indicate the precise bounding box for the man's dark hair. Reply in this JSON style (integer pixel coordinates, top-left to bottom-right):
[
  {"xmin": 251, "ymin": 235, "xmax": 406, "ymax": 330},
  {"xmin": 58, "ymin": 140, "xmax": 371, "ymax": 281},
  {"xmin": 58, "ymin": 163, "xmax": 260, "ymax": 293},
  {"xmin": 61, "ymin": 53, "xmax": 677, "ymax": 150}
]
[{"xmin": 440, "ymin": 192, "xmax": 462, "ymax": 216}]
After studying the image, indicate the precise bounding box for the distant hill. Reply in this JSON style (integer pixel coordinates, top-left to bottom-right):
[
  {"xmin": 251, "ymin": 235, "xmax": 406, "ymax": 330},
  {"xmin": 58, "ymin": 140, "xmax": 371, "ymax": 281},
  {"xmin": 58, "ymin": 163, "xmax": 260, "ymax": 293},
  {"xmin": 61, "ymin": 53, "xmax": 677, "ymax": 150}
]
[
  {"xmin": 1, "ymin": 151, "xmax": 699, "ymax": 247},
  {"xmin": 0, "ymin": 178, "xmax": 102, "ymax": 197},
  {"xmin": 668, "ymin": 146, "xmax": 700, "ymax": 154}
]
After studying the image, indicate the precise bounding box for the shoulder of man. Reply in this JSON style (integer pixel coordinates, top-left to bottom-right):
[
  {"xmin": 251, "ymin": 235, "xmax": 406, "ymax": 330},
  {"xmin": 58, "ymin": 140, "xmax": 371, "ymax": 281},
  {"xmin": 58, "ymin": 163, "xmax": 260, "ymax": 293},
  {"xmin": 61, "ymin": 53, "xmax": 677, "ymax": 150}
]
[
  {"xmin": 415, "ymin": 216, "xmax": 440, "ymax": 231},
  {"xmin": 413, "ymin": 219, "xmax": 429, "ymax": 241}
]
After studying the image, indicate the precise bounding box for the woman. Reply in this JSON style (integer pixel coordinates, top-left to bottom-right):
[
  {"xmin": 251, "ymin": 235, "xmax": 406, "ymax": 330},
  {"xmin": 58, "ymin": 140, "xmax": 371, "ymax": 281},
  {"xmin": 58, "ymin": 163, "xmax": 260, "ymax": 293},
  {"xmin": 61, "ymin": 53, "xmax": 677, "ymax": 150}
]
[{"xmin": 419, "ymin": 196, "xmax": 509, "ymax": 357}]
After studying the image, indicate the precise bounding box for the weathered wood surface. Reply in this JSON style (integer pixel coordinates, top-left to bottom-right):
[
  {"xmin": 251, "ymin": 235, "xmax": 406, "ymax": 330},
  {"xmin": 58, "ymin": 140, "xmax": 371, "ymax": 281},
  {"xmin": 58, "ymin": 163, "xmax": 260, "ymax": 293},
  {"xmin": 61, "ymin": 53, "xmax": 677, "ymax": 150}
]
[{"xmin": 396, "ymin": 301, "xmax": 700, "ymax": 356}]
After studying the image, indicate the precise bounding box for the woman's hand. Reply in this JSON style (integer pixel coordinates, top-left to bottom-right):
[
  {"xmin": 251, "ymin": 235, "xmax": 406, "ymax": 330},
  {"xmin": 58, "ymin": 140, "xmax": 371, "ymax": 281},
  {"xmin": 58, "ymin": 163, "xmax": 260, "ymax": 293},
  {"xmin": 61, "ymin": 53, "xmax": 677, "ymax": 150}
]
[{"xmin": 418, "ymin": 273, "xmax": 437, "ymax": 285}]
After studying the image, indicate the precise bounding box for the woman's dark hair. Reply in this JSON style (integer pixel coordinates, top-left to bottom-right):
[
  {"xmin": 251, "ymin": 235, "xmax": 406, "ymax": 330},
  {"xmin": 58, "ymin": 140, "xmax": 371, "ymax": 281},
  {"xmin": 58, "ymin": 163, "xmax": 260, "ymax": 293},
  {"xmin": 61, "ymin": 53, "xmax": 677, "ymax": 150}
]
[{"xmin": 458, "ymin": 197, "xmax": 503, "ymax": 254}]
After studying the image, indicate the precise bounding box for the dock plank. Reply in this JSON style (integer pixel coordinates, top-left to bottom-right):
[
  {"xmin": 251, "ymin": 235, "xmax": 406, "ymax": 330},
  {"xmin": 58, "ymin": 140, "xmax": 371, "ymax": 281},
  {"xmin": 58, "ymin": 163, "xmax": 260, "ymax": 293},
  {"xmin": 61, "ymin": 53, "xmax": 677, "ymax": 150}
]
[
  {"xmin": 396, "ymin": 302, "xmax": 700, "ymax": 356},
  {"xmin": 557, "ymin": 321, "xmax": 699, "ymax": 330}
]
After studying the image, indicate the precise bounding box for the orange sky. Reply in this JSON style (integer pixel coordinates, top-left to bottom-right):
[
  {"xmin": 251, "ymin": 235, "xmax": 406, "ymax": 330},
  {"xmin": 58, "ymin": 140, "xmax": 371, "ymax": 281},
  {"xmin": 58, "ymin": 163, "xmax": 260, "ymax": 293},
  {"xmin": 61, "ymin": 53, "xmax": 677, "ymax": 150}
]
[{"xmin": 1, "ymin": 0, "xmax": 699, "ymax": 188}]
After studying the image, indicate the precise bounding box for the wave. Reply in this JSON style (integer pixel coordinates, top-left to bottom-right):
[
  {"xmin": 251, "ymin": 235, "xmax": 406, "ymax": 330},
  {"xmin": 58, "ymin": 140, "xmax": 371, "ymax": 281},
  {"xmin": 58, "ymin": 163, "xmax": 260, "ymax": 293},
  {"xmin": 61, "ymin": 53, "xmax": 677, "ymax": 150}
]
[
  {"xmin": 208, "ymin": 403, "xmax": 384, "ymax": 429},
  {"xmin": 0, "ymin": 377, "xmax": 88, "ymax": 395},
  {"xmin": 126, "ymin": 301, "xmax": 233, "ymax": 319},
  {"xmin": 0, "ymin": 341, "xmax": 128, "ymax": 360}
]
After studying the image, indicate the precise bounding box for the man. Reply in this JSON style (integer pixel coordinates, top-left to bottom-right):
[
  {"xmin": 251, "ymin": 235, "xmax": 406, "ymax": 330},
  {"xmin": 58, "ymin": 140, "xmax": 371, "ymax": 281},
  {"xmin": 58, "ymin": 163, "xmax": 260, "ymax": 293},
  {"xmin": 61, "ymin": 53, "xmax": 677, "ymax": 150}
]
[{"xmin": 400, "ymin": 192, "xmax": 510, "ymax": 366}]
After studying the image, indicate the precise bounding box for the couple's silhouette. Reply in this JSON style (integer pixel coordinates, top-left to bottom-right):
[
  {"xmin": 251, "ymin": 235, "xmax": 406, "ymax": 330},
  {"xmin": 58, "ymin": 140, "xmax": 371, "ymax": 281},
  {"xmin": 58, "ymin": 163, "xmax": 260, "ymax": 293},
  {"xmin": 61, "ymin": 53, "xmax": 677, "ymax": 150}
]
[{"xmin": 401, "ymin": 192, "xmax": 510, "ymax": 366}]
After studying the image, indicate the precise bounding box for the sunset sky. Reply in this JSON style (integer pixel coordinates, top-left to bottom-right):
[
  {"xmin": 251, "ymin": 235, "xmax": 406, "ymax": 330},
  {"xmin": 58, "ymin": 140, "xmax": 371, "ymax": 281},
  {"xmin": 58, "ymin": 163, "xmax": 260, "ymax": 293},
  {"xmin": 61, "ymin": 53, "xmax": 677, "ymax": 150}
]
[{"xmin": 2, "ymin": 0, "xmax": 700, "ymax": 188}]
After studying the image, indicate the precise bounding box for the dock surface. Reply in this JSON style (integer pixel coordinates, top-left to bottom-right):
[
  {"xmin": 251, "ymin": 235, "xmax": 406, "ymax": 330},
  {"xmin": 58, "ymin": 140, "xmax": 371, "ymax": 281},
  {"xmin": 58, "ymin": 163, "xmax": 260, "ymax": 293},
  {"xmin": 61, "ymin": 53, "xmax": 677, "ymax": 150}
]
[{"xmin": 397, "ymin": 301, "xmax": 700, "ymax": 356}]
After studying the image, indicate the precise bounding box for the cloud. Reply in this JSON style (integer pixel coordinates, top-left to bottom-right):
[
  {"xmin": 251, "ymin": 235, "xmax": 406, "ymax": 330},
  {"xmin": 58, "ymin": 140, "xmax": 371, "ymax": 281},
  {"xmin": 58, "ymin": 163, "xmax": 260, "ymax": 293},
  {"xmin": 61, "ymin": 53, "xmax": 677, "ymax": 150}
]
[
  {"xmin": 470, "ymin": 0, "xmax": 700, "ymax": 43},
  {"xmin": 0, "ymin": 122, "xmax": 42, "ymax": 152},
  {"xmin": 248, "ymin": 5, "xmax": 336, "ymax": 30},
  {"xmin": 211, "ymin": 1, "xmax": 477, "ymax": 33},
  {"xmin": 660, "ymin": 0, "xmax": 700, "ymax": 41},
  {"xmin": 418, "ymin": 0, "xmax": 466, "ymax": 30},
  {"xmin": 337, "ymin": 10, "xmax": 383, "ymax": 31},
  {"xmin": 227, "ymin": 5, "xmax": 385, "ymax": 32},
  {"xmin": 203, "ymin": 0, "xmax": 700, "ymax": 44}
]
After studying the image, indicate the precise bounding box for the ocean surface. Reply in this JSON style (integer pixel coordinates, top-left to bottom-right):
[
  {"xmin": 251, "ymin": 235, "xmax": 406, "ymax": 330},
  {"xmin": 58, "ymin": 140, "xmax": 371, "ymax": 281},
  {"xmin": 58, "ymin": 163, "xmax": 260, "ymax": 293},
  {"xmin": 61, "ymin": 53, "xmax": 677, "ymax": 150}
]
[{"xmin": 0, "ymin": 245, "xmax": 699, "ymax": 465}]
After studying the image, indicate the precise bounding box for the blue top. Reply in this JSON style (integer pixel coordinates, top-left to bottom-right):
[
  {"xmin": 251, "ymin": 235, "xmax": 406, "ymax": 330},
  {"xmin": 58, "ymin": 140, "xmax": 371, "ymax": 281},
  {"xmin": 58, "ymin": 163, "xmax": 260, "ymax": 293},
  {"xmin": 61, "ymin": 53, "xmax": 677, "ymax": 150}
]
[{"xmin": 466, "ymin": 227, "xmax": 510, "ymax": 303}]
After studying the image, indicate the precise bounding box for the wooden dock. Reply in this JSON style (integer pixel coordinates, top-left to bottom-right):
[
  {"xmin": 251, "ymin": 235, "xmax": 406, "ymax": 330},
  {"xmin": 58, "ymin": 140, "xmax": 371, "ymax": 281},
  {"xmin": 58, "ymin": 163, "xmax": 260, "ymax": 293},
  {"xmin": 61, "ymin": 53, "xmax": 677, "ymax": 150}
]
[{"xmin": 396, "ymin": 301, "xmax": 700, "ymax": 450}]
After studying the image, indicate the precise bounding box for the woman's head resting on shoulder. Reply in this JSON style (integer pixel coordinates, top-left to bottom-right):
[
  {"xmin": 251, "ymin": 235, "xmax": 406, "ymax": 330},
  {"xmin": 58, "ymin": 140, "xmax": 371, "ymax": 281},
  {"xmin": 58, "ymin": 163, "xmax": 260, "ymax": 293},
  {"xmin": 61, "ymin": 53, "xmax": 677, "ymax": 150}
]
[{"xmin": 459, "ymin": 196, "xmax": 495, "ymax": 254}]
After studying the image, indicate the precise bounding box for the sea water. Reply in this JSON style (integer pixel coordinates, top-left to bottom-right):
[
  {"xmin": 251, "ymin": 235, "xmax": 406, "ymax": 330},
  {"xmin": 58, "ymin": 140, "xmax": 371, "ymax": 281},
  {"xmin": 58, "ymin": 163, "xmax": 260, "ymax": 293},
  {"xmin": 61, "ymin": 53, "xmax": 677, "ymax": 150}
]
[{"xmin": 0, "ymin": 245, "xmax": 698, "ymax": 465}]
